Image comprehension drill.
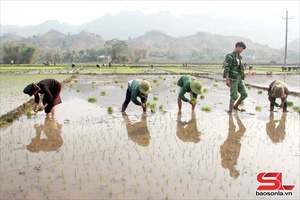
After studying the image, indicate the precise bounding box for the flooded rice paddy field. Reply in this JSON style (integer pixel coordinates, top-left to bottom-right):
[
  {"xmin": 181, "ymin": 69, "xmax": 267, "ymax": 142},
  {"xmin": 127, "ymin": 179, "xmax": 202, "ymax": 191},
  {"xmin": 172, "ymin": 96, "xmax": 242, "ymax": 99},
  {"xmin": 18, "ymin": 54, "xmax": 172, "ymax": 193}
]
[{"xmin": 0, "ymin": 74, "xmax": 299, "ymax": 199}]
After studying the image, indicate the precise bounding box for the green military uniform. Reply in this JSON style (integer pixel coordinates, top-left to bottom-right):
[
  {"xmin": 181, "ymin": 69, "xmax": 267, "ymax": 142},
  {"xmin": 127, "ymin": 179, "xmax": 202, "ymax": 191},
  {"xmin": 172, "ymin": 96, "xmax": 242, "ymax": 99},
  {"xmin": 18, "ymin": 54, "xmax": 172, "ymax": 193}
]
[
  {"xmin": 177, "ymin": 76, "xmax": 198, "ymax": 102},
  {"xmin": 223, "ymin": 51, "xmax": 248, "ymax": 104}
]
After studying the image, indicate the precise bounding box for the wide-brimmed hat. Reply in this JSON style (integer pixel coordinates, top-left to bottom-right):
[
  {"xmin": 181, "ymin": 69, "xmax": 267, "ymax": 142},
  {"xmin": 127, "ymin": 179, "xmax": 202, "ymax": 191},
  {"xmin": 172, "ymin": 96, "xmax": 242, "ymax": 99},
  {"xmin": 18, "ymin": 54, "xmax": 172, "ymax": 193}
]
[
  {"xmin": 23, "ymin": 83, "xmax": 35, "ymax": 96},
  {"xmin": 271, "ymin": 84, "xmax": 286, "ymax": 98},
  {"xmin": 190, "ymin": 80, "xmax": 202, "ymax": 94},
  {"xmin": 138, "ymin": 80, "xmax": 152, "ymax": 95}
]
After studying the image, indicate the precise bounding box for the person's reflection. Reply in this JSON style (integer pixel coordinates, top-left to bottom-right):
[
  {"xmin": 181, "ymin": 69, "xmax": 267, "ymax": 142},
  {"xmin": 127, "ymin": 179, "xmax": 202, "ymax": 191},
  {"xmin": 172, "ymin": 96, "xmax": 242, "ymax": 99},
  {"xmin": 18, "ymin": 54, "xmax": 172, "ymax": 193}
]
[
  {"xmin": 122, "ymin": 112, "xmax": 151, "ymax": 147},
  {"xmin": 27, "ymin": 118, "xmax": 63, "ymax": 153},
  {"xmin": 266, "ymin": 112, "xmax": 286, "ymax": 143},
  {"xmin": 176, "ymin": 111, "xmax": 201, "ymax": 143},
  {"xmin": 220, "ymin": 113, "xmax": 246, "ymax": 179}
]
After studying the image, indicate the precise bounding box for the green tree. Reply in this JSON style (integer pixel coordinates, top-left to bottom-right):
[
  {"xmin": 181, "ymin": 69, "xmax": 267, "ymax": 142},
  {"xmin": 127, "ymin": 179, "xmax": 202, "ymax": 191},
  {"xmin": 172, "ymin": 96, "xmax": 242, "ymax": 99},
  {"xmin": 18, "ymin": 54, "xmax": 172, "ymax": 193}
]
[
  {"xmin": 3, "ymin": 42, "xmax": 40, "ymax": 64},
  {"xmin": 105, "ymin": 39, "xmax": 132, "ymax": 63}
]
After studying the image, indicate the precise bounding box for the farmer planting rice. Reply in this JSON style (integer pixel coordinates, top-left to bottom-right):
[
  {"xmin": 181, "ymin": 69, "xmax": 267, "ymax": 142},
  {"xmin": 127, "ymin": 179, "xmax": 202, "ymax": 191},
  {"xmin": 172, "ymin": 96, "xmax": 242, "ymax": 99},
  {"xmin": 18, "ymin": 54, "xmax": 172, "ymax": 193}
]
[
  {"xmin": 268, "ymin": 80, "xmax": 289, "ymax": 112},
  {"xmin": 177, "ymin": 75, "xmax": 202, "ymax": 111},
  {"xmin": 23, "ymin": 78, "xmax": 62, "ymax": 119},
  {"xmin": 223, "ymin": 41, "xmax": 248, "ymax": 113},
  {"xmin": 121, "ymin": 79, "xmax": 152, "ymax": 113}
]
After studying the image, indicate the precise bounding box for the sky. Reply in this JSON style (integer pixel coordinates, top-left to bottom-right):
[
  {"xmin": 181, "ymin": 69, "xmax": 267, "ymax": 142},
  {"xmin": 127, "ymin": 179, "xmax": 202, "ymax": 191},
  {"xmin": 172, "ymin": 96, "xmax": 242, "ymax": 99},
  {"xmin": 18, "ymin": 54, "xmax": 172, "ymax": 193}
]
[{"xmin": 0, "ymin": 0, "xmax": 299, "ymax": 48}]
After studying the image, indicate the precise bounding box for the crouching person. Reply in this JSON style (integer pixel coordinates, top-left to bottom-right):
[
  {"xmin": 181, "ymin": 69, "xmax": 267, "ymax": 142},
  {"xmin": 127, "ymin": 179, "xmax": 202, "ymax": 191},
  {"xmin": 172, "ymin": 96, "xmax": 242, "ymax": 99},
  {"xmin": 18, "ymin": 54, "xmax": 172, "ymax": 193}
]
[
  {"xmin": 268, "ymin": 80, "xmax": 289, "ymax": 112},
  {"xmin": 121, "ymin": 79, "xmax": 152, "ymax": 113},
  {"xmin": 177, "ymin": 75, "xmax": 202, "ymax": 111}
]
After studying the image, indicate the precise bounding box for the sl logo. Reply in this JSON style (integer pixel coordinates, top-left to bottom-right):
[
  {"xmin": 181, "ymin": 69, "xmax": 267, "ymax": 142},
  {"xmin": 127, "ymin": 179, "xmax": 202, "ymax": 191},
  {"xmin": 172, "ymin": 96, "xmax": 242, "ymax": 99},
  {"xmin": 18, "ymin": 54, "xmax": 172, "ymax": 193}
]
[{"xmin": 257, "ymin": 172, "xmax": 295, "ymax": 190}]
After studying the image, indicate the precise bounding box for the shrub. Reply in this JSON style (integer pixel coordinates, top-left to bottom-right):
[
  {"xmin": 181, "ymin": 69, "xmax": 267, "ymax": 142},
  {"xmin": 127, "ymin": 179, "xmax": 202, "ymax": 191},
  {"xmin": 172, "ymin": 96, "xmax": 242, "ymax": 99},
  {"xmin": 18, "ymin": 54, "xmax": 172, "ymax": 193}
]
[{"xmin": 88, "ymin": 97, "xmax": 97, "ymax": 103}]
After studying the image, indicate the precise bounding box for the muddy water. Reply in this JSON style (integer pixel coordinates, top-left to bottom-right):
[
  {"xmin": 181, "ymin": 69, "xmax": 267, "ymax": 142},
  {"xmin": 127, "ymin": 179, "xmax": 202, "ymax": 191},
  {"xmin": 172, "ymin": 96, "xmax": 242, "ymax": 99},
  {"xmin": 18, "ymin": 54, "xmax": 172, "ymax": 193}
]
[{"xmin": 0, "ymin": 75, "xmax": 299, "ymax": 199}]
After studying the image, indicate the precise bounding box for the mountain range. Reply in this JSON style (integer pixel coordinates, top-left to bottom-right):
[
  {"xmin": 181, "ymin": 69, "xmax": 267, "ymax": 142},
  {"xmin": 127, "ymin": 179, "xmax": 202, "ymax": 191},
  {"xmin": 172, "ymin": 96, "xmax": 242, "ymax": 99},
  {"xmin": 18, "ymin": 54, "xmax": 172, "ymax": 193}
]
[{"xmin": 1, "ymin": 11, "xmax": 299, "ymax": 50}]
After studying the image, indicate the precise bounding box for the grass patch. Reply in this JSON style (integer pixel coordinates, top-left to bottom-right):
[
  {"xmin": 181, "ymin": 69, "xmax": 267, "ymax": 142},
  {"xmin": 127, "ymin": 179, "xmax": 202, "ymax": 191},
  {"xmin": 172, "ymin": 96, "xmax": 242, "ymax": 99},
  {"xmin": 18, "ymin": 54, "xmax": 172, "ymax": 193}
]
[
  {"xmin": 255, "ymin": 106, "xmax": 262, "ymax": 111},
  {"xmin": 88, "ymin": 97, "xmax": 97, "ymax": 103},
  {"xmin": 201, "ymin": 107, "xmax": 211, "ymax": 112},
  {"xmin": 257, "ymin": 90, "xmax": 263, "ymax": 94},
  {"xmin": 100, "ymin": 91, "xmax": 106, "ymax": 96}
]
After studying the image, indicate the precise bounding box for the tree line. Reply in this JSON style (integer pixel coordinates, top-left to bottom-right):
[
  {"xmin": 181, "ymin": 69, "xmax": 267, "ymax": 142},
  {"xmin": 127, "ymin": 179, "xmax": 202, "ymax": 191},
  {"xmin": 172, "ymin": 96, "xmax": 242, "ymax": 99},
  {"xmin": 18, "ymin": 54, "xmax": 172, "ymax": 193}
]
[{"xmin": 1, "ymin": 39, "xmax": 148, "ymax": 64}]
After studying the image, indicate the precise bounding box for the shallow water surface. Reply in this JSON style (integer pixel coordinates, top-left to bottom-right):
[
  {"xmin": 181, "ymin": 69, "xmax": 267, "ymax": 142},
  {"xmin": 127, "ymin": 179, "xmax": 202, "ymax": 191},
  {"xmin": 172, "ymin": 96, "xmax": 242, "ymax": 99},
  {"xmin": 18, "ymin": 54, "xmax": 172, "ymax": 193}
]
[{"xmin": 0, "ymin": 75, "xmax": 299, "ymax": 199}]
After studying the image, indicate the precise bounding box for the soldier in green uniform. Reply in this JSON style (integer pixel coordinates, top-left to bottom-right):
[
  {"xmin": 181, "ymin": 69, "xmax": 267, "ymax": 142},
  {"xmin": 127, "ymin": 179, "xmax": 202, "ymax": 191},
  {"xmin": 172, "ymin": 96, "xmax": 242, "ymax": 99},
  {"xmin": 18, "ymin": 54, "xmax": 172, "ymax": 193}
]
[
  {"xmin": 223, "ymin": 42, "xmax": 248, "ymax": 113},
  {"xmin": 177, "ymin": 75, "xmax": 202, "ymax": 111}
]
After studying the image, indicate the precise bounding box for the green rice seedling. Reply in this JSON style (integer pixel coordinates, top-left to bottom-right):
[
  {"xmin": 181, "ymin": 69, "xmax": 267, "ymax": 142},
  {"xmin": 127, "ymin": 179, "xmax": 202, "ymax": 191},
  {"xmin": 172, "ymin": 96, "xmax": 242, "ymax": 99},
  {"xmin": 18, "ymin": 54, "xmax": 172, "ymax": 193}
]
[
  {"xmin": 287, "ymin": 101, "xmax": 293, "ymax": 106},
  {"xmin": 192, "ymin": 97, "xmax": 197, "ymax": 103},
  {"xmin": 26, "ymin": 110, "xmax": 32, "ymax": 117},
  {"xmin": 120, "ymin": 85, "xmax": 124, "ymax": 89},
  {"xmin": 200, "ymin": 94, "xmax": 205, "ymax": 100},
  {"xmin": 92, "ymin": 81, "xmax": 96, "ymax": 84},
  {"xmin": 153, "ymin": 79, "xmax": 158, "ymax": 83},
  {"xmin": 213, "ymin": 84, "xmax": 218, "ymax": 87},
  {"xmin": 214, "ymin": 79, "xmax": 219, "ymax": 83},
  {"xmin": 150, "ymin": 103, "xmax": 156, "ymax": 112},
  {"xmin": 292, "ymin": 106, "xmax": 300, "ymax": 111},
  {"xmin": 153, "ymin": 96, "xmax": 158, "ymax": 101},
  {"xmin": 107, "ymin": 106, "xmax": 114, "ymax": 114},
  {"xmin": 100, "ymin": 91, "xmax": 106, "ymax": 96},
  {"xmin": 247, "ymin": 85, "xmax": 252, "ymax": 90},
  {"xmin": 76, "ymin": 89, "xmax": 80, "ymax": 93},
  {"xmin": 74, "ymin": 80, "xmax": 78, "ymax": 83},
  {"xmin": 257, "ymin": 90, "xmax": 263, "ymax": 94},
  {"xmin": 255, "ymin": 106, "xmax": 262, "ymax": 111},
  {"xmin": 240, "ymin": 101, "xmax": 244, "ymax": 105},
  {"xmin": 156, "ymin": 83, "xmax": 160, "ymax": 86},
  {"xmin": 159, "ymin": 104, "xmax": 163, "ymax": 111},
  {"xmin": 92, "ymin": 85, "xmax": 96, "ymax": 88},
  {"xmin": 201, "ymin": 107, "xmax": 211, "ymax": 111},
  {"xmin": 70, "ymin": 84, "xmax": 74, "ymax": 88},
  {"xmin": 88, "ymin": 97, "xmax": 97, "ymax": 103},
  {"xmin": 203, "ymin": 88, "xmax": 208, "ymax": 93},
  {"xmin": 115, "ymin": 80, "xmax": 119, "ymax": 84},
  {"xmin": 147, "ymin": 102, "xmax": 151, "ymax": 106}
]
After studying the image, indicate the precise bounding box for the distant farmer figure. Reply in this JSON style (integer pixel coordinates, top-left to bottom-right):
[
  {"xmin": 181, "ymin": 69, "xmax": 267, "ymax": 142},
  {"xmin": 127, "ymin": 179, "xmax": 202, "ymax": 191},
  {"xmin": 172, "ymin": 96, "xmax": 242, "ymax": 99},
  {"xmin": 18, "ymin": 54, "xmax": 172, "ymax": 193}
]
[
  {"xmin": 268, "ymin": 80, "xmax": 289, "ymax": 112},
  {"xmin": 72, "ymin": 62, "xmax": 75, "ymax": 68},
  {"xmin": 177, "ymin": 75, "xmax": 202, "ymax": 111},
  {"xmin": 23, "ymin": 79, "xmax": 62, "ymax": 119},
  {"xmin": 121, "ymin": 79, "xmax": 152, "ymax": 113},
  {"xmin": 109, "ymin": 62, "xmax": 112, "ymax": 68},
  {"xmin": 11, "ymin": 60, "xmax": 14, "ymax": 65},
  {"xmin": 223, "ymin": 41, "xmax": 247, "ymax": 113}
]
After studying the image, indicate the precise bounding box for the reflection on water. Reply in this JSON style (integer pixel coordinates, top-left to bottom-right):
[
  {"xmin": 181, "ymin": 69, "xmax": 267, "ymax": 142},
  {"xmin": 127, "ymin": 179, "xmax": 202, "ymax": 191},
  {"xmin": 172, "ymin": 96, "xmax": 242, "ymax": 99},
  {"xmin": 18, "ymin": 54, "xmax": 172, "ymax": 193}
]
[
  {"xmin": 176, "ymin": 111, "xmax": 201, "ymax": 143},
  {"xmin": 122, "ymin": 113, "xmax": 151, "ymax": 147},
  {"xmin": 27, "ymin": 118, "xmax": 63, "ymax": 153},
  {"xmin": 220, "ymin": 113, "xmax": 246, "ymax": 179},
  {"xmin": 266, "ymin": 112, "xmax": 287, "ymax": 143}
]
